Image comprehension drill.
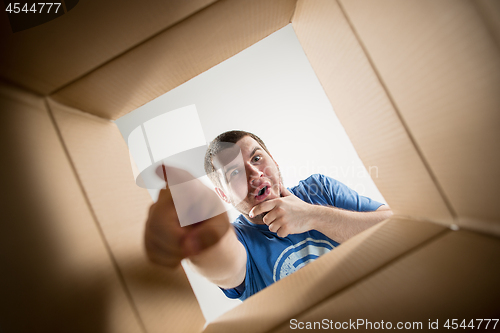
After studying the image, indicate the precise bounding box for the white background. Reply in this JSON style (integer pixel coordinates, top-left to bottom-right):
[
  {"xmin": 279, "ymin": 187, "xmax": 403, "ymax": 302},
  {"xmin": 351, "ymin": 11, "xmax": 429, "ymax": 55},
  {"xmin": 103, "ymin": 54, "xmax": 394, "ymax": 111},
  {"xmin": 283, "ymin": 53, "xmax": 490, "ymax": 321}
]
[{"xmin": 115, "ymin": 24, "xmax": 386, "ymax": 323}]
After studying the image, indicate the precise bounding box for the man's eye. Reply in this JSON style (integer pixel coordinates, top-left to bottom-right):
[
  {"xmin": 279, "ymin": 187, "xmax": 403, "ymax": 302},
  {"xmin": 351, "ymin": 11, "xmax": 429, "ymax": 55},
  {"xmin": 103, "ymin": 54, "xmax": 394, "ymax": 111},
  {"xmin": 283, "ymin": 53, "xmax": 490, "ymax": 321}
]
[{"xmin": 252, "ymin": 155, "xmax": 262, "ymax": 162}]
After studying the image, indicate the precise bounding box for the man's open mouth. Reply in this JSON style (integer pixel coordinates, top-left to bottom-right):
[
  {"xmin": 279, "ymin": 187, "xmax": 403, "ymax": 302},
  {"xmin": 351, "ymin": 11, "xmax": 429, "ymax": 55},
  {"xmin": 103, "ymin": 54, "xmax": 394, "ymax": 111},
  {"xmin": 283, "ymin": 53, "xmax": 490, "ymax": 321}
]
[
  {"xmin": 255, "ymin": 185, "xmax": 271, "ymax": 201},
  {"xmin": 258, "ymin": 186, "xmax": 267, "ymax": 196}
]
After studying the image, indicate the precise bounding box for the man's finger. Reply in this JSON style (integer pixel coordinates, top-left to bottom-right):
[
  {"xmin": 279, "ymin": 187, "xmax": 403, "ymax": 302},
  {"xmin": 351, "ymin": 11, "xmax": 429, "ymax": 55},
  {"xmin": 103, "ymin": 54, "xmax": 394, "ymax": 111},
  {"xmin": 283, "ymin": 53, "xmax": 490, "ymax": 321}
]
[
  {"xmin": 155, "ymin": 187, "xmax": 173, "ymax": 205},
  {"xmin": 268, "ymin": 221, "xmax": 279, "ymax": 233},
  {"xmin": 249, "ymin": 199, "xmax": 277, "ymax": 218},
  {"xmin": 262, "ymin": 207, "xmax": 280, "ymax": 226},
  {"xmin": 268, "ymin": 219, "xmax": 286, "ymax": 237}
]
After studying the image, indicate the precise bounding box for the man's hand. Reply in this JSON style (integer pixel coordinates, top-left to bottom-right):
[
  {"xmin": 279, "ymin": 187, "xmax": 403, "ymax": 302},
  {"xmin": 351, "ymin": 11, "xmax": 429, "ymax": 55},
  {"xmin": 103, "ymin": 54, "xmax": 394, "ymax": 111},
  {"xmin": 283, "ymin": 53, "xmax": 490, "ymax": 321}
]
[
  {"xmin": 249, "ymin": 182, "xmax": 393, "ymax": 242},
  {"xmin": 249, "ymin": 183, "xmax": 316, "ymax": 237},
  {"xmin": 144, "ymin": 166, "xmax": 230, "ymax": 268}
]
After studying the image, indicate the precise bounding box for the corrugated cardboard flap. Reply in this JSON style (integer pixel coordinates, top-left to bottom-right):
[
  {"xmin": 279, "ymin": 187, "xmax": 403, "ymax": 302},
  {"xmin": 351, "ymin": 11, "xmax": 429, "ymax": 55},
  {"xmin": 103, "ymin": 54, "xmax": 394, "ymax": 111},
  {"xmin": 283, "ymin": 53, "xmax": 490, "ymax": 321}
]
[
  {"xmin": 0, "ymin": 0, "xmax": 218, "ymax": 95},
  {"xmin": 204, "ymin": 217, "xmax": 446, "ymax": 333},
  {"xmin": 339, "ymin": 0, "xmax": 500, "ymax": 232},
  {"xmin": 51, "ymin": 0, "xmax": 297, "ymax": 120},
  {"xmin": 291, "ymin": 0, "xmax": 454, "ymax": 226},
  {"xmin": 269, "ymin": 228, "xmax": 500, "ymax": 332},
  {"xmin": 47, "ymin": 98, "xmax": 206, "ymax": 333},
  {"xmin": 0, "ymin": 84, "xmax": 144, "ymax": 333}
]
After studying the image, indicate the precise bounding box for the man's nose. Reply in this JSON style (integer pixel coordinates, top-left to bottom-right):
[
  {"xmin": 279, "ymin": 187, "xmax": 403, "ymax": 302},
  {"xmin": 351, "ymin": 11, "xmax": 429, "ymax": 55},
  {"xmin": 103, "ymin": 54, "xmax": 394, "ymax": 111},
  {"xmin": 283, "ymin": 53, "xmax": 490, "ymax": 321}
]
[{"xmin": 247, "ymin": 164, "xmax": 263, "ymax": 183}]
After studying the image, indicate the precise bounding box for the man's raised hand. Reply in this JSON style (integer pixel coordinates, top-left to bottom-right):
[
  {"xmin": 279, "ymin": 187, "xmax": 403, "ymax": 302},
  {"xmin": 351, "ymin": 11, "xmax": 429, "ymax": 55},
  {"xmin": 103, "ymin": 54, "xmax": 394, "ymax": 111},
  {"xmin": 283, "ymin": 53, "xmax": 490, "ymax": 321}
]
[
  {"xmin": 249, "ymin": 182, "xmax": 316, "ymax": 238},
  {"xmin": 144, "ymin": 166, "xmax": 230, "ymax": 268}
]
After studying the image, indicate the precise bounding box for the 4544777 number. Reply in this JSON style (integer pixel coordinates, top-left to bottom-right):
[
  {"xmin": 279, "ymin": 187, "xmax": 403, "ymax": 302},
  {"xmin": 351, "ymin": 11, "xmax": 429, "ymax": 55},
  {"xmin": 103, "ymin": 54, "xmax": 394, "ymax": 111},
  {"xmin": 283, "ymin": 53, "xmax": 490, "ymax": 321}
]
[
  {"xmin": 6, "ymin": 3, "xmax": 62, "ymax": 14},
  {"xmin": 443, "ymin": 319, "xmax": 498, "ymax": 330}
]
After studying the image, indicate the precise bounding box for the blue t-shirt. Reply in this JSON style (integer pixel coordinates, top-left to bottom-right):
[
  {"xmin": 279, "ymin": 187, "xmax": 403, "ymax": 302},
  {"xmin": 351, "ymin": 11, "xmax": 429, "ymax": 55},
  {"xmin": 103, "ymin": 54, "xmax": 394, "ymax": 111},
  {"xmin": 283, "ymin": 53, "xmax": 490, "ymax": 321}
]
[{"xmin": 221, "ymin": 174, "xmax": 383, "ymax": 301}]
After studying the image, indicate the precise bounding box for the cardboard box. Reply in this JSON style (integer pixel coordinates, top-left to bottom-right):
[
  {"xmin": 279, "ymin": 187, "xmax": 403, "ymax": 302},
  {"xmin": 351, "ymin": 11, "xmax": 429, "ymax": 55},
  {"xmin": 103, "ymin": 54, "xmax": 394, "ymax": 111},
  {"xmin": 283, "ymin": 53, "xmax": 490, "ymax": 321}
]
[{"xmin": 1, "ymin": 0, "xmax": 499, "ymax": 332}]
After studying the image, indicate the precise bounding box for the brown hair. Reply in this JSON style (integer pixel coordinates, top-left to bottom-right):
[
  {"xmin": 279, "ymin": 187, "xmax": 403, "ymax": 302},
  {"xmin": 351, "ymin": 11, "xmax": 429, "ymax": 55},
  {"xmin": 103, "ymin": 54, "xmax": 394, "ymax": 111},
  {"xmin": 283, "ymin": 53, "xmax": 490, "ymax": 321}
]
[{"xmin": 204, "ymin": 130, "xmax": 271, "ymax": 188}]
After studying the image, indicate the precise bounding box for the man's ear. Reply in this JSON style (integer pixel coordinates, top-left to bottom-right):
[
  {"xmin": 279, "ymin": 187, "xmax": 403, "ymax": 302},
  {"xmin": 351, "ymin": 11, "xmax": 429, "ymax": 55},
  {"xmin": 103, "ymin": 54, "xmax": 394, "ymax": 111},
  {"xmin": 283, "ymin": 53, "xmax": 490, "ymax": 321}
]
[{"xmin": 215, "ymin": 187, "xmax": 231, "ymax": 204}]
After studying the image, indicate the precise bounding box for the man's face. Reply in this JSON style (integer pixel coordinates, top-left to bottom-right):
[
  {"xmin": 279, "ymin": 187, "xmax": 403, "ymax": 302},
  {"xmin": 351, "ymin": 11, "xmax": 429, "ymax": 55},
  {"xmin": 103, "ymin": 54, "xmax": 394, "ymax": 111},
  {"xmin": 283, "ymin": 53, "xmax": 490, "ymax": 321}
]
[{"xmin": 216, "ymin": 136, "xmax": 281, "ymax": 223}]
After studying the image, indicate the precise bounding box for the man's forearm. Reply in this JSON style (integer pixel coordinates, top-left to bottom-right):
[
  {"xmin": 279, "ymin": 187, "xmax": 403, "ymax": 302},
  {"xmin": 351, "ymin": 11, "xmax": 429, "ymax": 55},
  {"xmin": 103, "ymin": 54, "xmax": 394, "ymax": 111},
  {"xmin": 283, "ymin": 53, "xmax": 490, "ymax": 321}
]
[
  {"xmin": 186, "ymin": 227, "xmax": 247, "ymax": 289},
  {"xmin": 309, "ymin": 205, "xmax": 393, "ymax": 243}
]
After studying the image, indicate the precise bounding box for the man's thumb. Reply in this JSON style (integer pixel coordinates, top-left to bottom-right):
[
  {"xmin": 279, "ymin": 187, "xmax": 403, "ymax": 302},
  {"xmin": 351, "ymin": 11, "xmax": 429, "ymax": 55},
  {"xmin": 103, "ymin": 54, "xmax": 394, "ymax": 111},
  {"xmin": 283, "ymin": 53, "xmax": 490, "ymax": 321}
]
[{"xmin": 183, "ymin": 221, "xmax": 228, "ymax": 256}]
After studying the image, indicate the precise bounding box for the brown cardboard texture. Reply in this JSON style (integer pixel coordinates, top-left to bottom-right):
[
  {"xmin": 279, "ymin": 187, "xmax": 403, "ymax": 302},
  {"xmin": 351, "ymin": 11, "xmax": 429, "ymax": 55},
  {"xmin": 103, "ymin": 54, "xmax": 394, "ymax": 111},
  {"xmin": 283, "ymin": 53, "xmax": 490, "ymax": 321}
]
[
  {"xmin": 271, "ymin": 229, "xmax": 500, "ymax": 333},
  {"xmin": 1, "ymin": 0, "xmax": 499, "ymax": 332},
  {"xmin": 50, "ymin": 0, "xmax": 297, "ymax": 119},
  {"xmin": 0, "ymin": 0, "xmax": 218, "ymax": 95},
  {"xmin": 47, "ymin": 99, "xmax": 206, "ymax": 333},
  {"xmin": 204, "ymin": 217, "xmax": 447, "ymax": 333},
  {"xmin": 339, "ymin": 0, "xmax": 500, "ymax": 225},
  {"xmin": 0, "ymin": 84, "xmax": 144, "ymax": 333},
  {"xmin": 292, "ymin": 0, "xmax": 455, "ymax": 224}
]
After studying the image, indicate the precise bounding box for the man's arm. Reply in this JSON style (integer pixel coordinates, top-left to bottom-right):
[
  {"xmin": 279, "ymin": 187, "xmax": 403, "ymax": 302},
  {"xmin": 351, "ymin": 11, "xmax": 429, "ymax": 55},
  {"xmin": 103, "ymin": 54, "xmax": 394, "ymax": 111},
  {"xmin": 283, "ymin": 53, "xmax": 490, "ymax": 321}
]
[
  {"xmin": 144, "ymin": 167, "xmax": 246, "ymax": 289},
  {"xmin": 186, "ymin": 226, "xmax": 247, "ymax": 289},
  {"xmin": 301, "ymin": 204, "xmax": 392, "ymax": 243},
  {"xmin": 249, "ymin": 183, "xmax": 392, "ymax": 243}
]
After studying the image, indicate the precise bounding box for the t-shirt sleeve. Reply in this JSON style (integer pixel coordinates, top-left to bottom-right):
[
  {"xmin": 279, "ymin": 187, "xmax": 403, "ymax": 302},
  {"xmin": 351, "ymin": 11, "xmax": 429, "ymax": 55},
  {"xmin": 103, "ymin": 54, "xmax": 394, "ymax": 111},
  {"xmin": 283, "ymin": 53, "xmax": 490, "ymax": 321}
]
[
  {"xmin": 220, "ymin": 279, "xmax": 246, "ymax": 299},
  {"xmin": 295, "ymin": 174, "xmax": 384, "ymax": 212}
]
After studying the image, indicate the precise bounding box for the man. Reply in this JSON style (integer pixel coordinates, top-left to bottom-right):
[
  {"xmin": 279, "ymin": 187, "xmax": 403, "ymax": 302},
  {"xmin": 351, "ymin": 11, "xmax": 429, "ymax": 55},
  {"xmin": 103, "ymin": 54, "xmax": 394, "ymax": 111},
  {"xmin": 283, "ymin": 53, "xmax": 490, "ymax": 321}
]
[{"xmin": 145, "ymin": 130, "xmax": 392, "ymax": 301}]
